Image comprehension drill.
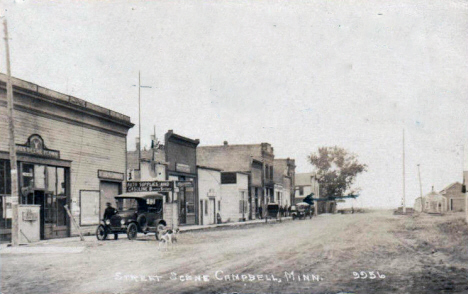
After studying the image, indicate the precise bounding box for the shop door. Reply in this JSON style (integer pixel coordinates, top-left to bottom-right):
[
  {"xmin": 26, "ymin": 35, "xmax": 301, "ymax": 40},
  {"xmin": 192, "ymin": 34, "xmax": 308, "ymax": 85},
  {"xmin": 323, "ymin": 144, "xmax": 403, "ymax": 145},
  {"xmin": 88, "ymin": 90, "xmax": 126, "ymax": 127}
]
[
  {"xmin": 179, "ymin": 189, "xmax": 186, "ymax": 225},
  {"xmin": 199, "ymin": 200, "xmax": 203, "ymax": 225},
  {"xmin": 100, "ymin": 181, "xmax": 121, "ymax": 219},
  {"xmin": 208, "ymin": 198, "xmax": 215, "ymax": 225},
  {"xmin": 33, "ymin": 190, "xmax": 46, "ymax": 239}
]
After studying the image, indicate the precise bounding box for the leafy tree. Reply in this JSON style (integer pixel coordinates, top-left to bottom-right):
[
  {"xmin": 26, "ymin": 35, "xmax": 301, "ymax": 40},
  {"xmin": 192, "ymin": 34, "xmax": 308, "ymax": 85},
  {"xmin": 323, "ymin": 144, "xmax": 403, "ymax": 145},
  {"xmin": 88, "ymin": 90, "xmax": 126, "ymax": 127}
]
[{"xmin": 308, "ymin": 146, "xmax": 367, "ymax": 199}]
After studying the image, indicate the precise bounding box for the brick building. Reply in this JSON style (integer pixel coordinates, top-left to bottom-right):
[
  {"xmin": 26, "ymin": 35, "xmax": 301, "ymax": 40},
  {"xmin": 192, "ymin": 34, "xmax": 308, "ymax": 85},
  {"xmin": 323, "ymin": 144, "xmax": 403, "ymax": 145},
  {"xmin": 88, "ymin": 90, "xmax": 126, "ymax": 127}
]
[
  {"xmin": 0, "ymin": 74, "xmax": 133, "ymax": 241},
  {"xmin": 440, "ymin": 182, "xmax": 466, "ymax": 212},
  {"xmin": 197, "ymin": 141, "xmax": 275, "ymax": 220}
]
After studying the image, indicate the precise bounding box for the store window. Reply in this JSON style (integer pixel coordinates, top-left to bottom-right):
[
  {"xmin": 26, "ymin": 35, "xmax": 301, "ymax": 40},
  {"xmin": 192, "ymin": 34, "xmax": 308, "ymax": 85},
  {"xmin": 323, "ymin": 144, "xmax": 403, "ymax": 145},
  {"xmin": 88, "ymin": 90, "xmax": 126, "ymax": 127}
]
[
  {"xmin": 19, "ymin": 164, "xmax": 68, "ymax": 226},
  {"xmin": 186, "ymin": 187, "xmax": 195, "ymax": 214}
]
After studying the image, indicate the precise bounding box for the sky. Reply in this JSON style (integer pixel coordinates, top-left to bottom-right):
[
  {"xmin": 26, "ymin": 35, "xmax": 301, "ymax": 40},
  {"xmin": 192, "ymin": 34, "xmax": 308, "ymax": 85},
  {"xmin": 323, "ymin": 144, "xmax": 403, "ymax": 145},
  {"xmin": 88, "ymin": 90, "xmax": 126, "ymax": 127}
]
[{"xmin": 1, "ymin": 0, "xmax": 467, "ymax": 208}]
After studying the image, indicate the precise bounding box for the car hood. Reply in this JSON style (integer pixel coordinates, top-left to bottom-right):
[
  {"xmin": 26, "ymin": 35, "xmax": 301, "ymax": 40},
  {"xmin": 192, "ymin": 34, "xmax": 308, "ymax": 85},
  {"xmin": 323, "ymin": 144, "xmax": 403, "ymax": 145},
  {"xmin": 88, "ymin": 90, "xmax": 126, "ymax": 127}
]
[{"xmin": 111, "ymin": 210, "xmax": 136, "ymax": 220}]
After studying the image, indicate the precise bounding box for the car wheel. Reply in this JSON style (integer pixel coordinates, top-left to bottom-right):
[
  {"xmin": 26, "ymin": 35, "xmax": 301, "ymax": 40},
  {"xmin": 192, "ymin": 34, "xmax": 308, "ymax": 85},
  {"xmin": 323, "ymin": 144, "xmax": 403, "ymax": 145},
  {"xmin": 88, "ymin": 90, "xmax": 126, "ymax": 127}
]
[
  {"xmin": 292, "ymin": 215, "xmax": 296, "ymax": 220},
  {"xmin": 127, "ymin": 223, "xmax": 138, "ymax": 240},
  {"xmin": 96, "ymin": 225, "xmax": 108, "ymax": 241},
  {"xmin": 155, "ymin": 223, "xmax": 165, "ymax": 240},
  {"xmin": 137, "ymin": 215, "xmax": 148, "ymax": 232}
]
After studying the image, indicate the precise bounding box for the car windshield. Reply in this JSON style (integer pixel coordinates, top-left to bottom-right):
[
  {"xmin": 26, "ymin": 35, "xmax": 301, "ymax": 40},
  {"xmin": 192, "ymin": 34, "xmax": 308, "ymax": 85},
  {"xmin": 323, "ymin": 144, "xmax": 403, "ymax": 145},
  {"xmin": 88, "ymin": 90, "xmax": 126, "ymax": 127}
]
[{"xmin": 116, "ymin": 198, "xmax": 138, "ymax": 211}]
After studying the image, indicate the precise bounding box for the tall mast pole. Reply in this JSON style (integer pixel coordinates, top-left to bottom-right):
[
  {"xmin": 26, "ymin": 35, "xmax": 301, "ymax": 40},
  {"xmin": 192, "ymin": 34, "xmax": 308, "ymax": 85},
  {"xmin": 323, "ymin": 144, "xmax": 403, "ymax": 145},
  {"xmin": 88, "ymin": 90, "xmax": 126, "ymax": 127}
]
[
  {"xmin": 138, "ymin": 71, "xmax": 141, "ymax": 173},
  {"xmin": 4, "ymin": 19, "xmax": 19, "ymax": 246},
  {"xmin": 417, "ymin": 164, "xmax": 422, "ymax": 198},
  {"xmin": 403, "ymin": 129, "xmax": 406, "ymax": 214}
]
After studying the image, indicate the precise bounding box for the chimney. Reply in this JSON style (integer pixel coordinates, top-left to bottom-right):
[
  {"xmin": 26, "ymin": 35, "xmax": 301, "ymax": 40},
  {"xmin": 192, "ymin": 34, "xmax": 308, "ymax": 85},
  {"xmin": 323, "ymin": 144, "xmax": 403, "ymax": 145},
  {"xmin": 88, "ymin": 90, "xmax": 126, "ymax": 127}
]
[
  {"xmin": 223, "ymin": 141, "xmax": 228, "ymax": 146},
  {"xmin": 136, "ymin": 137, "xmax": 140, "ymax": 151}
]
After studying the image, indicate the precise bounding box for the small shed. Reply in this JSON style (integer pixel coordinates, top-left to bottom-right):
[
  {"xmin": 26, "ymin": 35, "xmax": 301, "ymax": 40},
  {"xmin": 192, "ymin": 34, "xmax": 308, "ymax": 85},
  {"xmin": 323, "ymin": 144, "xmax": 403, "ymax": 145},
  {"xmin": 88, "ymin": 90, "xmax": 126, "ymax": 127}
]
[{"xmin": 414, "ymin": 189, "xmax": 447, "ymax": 214}]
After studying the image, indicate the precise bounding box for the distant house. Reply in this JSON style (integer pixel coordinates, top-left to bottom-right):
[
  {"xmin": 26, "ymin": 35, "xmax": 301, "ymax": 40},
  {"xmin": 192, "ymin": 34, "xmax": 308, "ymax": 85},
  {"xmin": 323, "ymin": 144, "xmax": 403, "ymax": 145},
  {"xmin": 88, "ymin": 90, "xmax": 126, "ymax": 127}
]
[
  {"xmin": 440, "ymin": 182, "xmax": 466, "ymax": 212},
  {"xmin": 414, "ymin": 189, "xmax": 447, "ymax": 214},
  {"xmin": 294, "ymin": 173, "xmax": 320, "ymax": 204}
]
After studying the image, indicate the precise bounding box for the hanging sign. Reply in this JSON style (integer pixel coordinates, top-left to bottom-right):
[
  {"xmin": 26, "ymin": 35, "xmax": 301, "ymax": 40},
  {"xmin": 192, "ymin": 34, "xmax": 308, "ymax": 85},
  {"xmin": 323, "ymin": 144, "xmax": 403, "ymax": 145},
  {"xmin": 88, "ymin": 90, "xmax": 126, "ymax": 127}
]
[{"xmin": 126, "ymin": 181, "xmax": 174, "ymax": 192}]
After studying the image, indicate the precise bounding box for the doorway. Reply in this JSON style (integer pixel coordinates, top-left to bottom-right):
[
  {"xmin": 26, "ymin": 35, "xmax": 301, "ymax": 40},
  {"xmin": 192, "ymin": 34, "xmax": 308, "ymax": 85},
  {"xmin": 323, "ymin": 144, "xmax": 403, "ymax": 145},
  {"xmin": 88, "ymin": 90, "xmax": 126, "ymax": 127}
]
[
  {"xmin": 100, "ymin": 181, "xmax": 121, "ymax": 219},
  {"xmin": 208, "ymin": 198, "xmax": 216, "ymax": 225}
]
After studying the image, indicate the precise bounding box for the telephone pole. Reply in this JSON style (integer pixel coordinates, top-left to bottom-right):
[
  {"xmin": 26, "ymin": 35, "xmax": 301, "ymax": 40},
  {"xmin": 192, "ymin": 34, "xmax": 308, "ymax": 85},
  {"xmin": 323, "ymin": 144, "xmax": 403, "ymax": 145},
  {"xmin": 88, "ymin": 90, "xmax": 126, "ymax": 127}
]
[
  {"xmin": 402, "ymin": 129, "xmax": 406, "ymax": 214},
  {"xmin": 134, "ymin": 71, "xmax": 152, "ymax": 175},
  {"xmin": 4, "ymin": 19, "xmax": 19, "ymax": 246}
]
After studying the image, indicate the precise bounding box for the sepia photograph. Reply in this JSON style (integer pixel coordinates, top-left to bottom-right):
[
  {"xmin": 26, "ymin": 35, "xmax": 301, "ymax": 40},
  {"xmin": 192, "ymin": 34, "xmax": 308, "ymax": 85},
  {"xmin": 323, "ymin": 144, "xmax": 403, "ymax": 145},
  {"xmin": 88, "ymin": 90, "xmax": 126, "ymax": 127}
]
[{"xmin": 0, "ymin": 0, "xmax": 467, "ymax": 293}]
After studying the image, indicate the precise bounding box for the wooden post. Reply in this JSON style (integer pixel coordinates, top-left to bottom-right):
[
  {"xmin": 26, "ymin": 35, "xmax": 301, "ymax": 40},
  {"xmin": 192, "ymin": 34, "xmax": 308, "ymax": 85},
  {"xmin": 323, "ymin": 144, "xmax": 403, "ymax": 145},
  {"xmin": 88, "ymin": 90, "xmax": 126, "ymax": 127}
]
[
  {"xmin": 64, "ymin": 204, "xmax": 85, "ymax": 241},
  {"xmin": 3, "ymin": 19, "xmax": 19, "ymax": 247}
]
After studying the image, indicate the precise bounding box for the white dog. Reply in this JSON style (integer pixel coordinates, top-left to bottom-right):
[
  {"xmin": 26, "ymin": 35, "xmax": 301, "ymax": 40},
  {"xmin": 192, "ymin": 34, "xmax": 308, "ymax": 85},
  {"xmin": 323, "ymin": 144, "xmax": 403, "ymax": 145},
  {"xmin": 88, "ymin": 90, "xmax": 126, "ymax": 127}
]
[{"xmin": 158, "ymin": 228, "xmax": 180, "ymax": 251}]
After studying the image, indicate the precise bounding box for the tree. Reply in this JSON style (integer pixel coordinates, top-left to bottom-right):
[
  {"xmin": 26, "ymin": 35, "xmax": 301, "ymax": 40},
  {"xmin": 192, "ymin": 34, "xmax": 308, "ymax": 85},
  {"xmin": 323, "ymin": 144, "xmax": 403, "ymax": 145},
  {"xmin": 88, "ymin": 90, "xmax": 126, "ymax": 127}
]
[{"xmin": 308, "ymin": 146, "xmax": 367, "ymax": 199}]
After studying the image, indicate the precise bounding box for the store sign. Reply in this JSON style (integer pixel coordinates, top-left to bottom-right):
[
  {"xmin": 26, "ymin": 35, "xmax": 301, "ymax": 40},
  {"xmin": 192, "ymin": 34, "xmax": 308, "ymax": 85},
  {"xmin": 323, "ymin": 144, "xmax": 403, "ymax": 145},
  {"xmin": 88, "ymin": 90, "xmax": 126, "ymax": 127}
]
[
  {"xmin": 98, "ymin": 170, "xmax": 124, "ymax": 181},
  {"xmin": 176, "ymin": 163, "xmax": 191, "ymax": 173},
  {"xmin": 22, "ymin": 209, "xmax": 38, "ymax": 221},
  {"xmin": 126, "ymin": 181, "xmax": 174, "ymax": 193},
  {"xmin": 16, "ymin": 134, "xmax": 60, "ymax": 159},
  {"xmin": 176, "ymin": 181, "xmax": 194, "ymax": 188}
]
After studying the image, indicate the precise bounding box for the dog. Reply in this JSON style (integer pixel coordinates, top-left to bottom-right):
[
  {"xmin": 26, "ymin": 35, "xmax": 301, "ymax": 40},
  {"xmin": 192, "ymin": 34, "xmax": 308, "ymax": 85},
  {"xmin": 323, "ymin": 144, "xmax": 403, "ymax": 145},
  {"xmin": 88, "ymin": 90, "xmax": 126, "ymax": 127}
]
[{"xmin": 158, "ymin": 228, "xmax": 180, "ymax": 251}]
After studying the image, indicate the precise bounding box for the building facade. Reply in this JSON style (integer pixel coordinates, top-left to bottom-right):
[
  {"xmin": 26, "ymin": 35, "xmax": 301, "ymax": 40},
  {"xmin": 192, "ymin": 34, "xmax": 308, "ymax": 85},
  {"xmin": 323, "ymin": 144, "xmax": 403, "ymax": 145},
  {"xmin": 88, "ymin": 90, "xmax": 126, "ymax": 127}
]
[
  {"xmin": 440, "ymin": 182, "xmax": 466, "ymax": 212},
  {"xmin": 294, "ymin": 173, "xmax": 319, "ymax": 204},
  {"xmin": 197, "ymin": 141, "xmax": 275, "ymax": 220},
  {"xmin": 273, "ymin": 158, "xmax": 296, "ymax": 208},
  {"xmin": 0, "ymin": 75, "xmax": 133, "ymax": 241},
  {"xmin": 165, "ymin": 131, "xmax": 199, "ymax": 225},
  {"xmin": 197, "ymin": 166, "xmax": 221, "ymax": 225},
  {"xmin": 220, "ymin": 172, "xmax": 249, "ymax": 222},
  {"xmin": 127, "ymin": 131, "xmax": 200, "ymax": 226}
]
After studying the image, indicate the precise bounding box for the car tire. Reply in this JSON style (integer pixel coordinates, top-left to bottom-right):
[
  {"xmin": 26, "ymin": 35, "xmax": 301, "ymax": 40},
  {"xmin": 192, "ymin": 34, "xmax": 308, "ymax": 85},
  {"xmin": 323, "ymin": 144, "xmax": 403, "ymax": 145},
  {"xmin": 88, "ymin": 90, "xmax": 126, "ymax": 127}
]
[
  {"xmin": 96, "ymin": 225, "xmax": 108, "ymax": 241},
  {"xmin": 292, "ymin": 215, "xmax": 296, "ymax": 220},
  {"xmin": 155, "ymin": 223, "xmax": 165, "ymax": 240},
  {"xmin": 127, "ymin": 223, "xmax": 138, "ymax": 240}
]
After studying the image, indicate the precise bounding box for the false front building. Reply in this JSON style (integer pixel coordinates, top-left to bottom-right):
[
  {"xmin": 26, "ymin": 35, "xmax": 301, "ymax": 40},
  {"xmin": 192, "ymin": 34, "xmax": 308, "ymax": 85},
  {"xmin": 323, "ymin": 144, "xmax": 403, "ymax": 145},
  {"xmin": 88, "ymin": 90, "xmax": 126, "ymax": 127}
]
[{"xmin": 0, "ymin": 74, "xmax": 134, "ymax": 241}]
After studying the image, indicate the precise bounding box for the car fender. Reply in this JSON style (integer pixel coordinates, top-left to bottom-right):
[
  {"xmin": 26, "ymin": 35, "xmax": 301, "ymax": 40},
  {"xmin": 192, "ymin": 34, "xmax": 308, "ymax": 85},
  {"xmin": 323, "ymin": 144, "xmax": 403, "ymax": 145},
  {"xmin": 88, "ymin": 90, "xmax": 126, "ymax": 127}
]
[{"xmin": 155, "ymin": 219, "xmax": 166, "ymax": 229}]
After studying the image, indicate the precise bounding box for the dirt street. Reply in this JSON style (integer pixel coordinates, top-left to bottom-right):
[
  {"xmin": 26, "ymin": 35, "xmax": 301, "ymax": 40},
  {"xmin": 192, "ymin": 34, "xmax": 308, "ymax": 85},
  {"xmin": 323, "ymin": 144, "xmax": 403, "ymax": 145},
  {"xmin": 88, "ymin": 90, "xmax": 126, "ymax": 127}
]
[{"xmin": 2, "ymin": 210, "xmax": 468, "ymax": 294}]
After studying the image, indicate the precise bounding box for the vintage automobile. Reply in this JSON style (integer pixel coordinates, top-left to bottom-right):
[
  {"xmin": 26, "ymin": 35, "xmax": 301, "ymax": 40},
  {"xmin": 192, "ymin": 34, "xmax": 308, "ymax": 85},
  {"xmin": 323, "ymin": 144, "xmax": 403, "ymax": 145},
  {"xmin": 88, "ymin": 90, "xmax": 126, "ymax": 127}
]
[
  {"xmin": 96, "ymin": 192, "xmax": 167, "ymax": 240},
  {"xmin": 291, "ymin": 202, "xmax": 313, "ymax": 220}
]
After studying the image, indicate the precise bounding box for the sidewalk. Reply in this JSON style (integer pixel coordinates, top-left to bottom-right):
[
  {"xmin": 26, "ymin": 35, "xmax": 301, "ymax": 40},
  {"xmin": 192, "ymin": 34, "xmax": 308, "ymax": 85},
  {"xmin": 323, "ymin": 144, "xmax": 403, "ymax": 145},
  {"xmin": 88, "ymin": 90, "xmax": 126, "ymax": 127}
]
[
  {"xmin": 1, "ymin": 216, "xmax": 292, "ymax": 251},
  {"xmin": 179, "ymin": 216, "xmax": 292, "ymax": 232}
]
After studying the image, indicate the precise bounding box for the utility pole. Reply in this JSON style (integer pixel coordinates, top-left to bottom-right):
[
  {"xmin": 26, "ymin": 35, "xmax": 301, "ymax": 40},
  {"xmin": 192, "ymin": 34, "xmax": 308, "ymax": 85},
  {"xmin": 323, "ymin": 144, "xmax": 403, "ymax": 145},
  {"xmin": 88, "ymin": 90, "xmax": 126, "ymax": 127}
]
[
  {"xmin": 4, "ymin": 19, "xmax": 19, "ymax": 246},
  {"xmin": 138, "ymin": 71, "xmax": 141, "ymax": 172},
  {"xmin": 402, "ymin": 129, "xmax": 406, "ymax": 214},
  {"xmin": 417, "ymin": 164, "xmax": 423, "ymax": 198},
  {"xmin": 134, "ymin": 71, "xmax": 152, "ymax": 175}
]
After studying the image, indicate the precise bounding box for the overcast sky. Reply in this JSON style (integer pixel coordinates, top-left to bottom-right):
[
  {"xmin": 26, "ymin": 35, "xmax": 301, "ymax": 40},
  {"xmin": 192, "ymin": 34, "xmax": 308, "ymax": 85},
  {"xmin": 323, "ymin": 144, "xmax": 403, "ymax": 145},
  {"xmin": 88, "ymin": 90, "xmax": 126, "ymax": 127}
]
[{"xmin": 1, "ymin": 0, "xmax": 467, "ymax": 208}]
